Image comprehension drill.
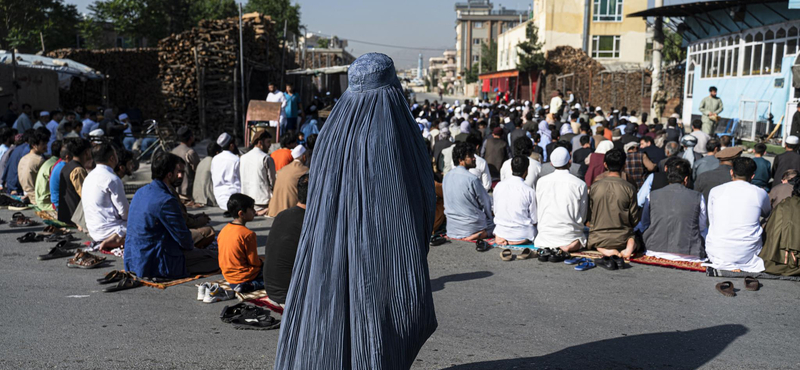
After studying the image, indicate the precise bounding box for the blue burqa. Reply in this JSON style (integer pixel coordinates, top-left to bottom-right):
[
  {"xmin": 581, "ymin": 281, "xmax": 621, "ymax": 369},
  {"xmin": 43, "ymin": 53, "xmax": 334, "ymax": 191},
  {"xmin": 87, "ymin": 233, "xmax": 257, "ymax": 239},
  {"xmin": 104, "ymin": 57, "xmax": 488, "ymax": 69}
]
[{"xmin": 274, "ymin": 53, "xmax": 438, "ymax": 369}]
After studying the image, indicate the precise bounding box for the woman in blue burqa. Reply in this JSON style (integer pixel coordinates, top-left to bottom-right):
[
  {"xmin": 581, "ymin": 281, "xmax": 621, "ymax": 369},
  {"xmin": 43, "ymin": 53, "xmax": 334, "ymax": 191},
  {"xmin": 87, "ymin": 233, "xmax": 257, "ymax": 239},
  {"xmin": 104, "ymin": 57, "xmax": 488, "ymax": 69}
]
[{"xmin": 274, "ymin": 53, "xmax": 437, "ymax": 369}]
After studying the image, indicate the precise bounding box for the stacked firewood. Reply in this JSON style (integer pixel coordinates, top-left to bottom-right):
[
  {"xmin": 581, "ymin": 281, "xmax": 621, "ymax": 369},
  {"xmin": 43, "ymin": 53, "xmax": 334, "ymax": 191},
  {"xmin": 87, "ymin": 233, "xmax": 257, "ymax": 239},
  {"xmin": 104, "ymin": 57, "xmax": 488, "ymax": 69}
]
[{"xmin": 158, "ymin": 12, "xmax": 277, "ymax": 138}]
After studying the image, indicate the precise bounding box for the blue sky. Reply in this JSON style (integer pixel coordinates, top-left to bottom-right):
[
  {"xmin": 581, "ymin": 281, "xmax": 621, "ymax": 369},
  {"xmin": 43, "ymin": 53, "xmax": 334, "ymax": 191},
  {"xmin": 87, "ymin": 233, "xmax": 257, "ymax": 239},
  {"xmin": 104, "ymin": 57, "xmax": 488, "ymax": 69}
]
[{"xmin": 67, "ymin": 0, "xmax": 539, "ymax": 68}]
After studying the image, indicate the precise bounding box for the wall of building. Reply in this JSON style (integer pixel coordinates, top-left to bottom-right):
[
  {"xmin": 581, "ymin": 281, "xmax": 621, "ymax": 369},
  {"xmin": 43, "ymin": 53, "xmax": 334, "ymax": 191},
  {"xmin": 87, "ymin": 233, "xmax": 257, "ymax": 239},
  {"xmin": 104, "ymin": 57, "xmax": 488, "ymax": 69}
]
[
  {"xmin": 497, "ymin": 21, "xmax": 530, "ymax": 71},
  {"xmin": 589, "ymin": 0, "xmax": 649, "ymax": 65},
  {"xmin": 535, "ymin": 0, "xmax": 585, "ymax": 52}
]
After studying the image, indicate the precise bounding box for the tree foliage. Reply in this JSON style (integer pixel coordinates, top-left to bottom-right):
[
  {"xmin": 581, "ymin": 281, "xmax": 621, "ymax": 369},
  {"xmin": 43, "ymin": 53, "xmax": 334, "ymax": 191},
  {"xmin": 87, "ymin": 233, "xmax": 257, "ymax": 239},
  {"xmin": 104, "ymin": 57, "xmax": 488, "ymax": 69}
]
[
  {"xmin": 0, "ymin": 0, "xmax": 81, "ymax": 52},
  {"xmin": 316, "ymin": 37, "xmax": 329, "ymax": 48},
  {"xmin": 516, "ymin": 22, "xmax": 546, "ymax": 72},
  {"xmin": 663, "ymin": 28, "xmax": 686, "ymax": 64},
  {"xmin": 244, "ymin": 0, "xmax": 301, "ymax": 37},
  {"xmin": 86, "ymin": 0, "xmax": 238, "ymax": 47},
  {"xmin": 464, "ymin": 63, "xmax": 479, "ymax": 84},
  {"xmin": 480, "ymin": 39, "xmax": 497, "ymax": 73}
]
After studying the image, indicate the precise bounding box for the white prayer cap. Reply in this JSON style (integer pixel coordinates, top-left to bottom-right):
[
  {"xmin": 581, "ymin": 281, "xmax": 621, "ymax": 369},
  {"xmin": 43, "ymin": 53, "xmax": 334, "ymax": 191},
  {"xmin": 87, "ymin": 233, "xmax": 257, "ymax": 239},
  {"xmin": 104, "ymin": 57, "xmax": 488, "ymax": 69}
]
[
  {"xmin": 787, "ymin": 135, "xmax": 800, "ymax": 145},
  {"xmin": 624, "ymin": 141, "xmax": 640, "ymax": 152},
  {"xmin": 550, "ymin": 147, "xmax": 570, "ymax": 167},
  {"xmin": 89, "ymin": 129, "xmax": 104, "ymax": 137},
  {"xmin": 118, "ymin": 113, "xmax": 128, "ymax": 120},
  {"xmin": 544, "ymin": 105, "xmax": 549, "ymax": 110},
  {"xmin": 574, "ymin": 103, "xmax": 582, "ymax": 110},
  {"xmin": 504, "ymin": 117, "xmax": 511, "ymax": 123},
  {"xmin": 40, "ymin": 111, "xmax": 50, "ymax": 117},
  {"xmin": 291, "ymin": 145, "xmax": 307, "ymax": 159},
  {"xmin": 630, "ymin": 117, "xmax": 639, "ymax": 123},
  {"xmin": 216, "ymin": 132, "xmax": 232, "ymax": 147},
  {"xmin": 509, "ymin": 99, "xmax": 516, "ymax": 105},
  {"xmin": 454, "ymin": 100, "xmax": 460, "ymax": 106},
  {"xmin": 445, "ymin": 103, "xmax": 450, "ymax": 108},
  {"xmin": 534, "ymin": 103, "xmax": 541, "ymax": 109},
  {"xmin": 525, "ymin": 101, "xmax": 531, "ymax": 107},
  {"xmin": 596, "ymin": 107, "xmax": 603, "ymax": 112},
  {"xmin": 471, "ymin": 107, "xmax": 478, "ymax": 113},
  {"xmin": 593, "ymin": 116, "xmax": 604, "ymax": 122},
  {"xmin": 613, "ymin": 109, "xmax": 620, "ymax": 113}
]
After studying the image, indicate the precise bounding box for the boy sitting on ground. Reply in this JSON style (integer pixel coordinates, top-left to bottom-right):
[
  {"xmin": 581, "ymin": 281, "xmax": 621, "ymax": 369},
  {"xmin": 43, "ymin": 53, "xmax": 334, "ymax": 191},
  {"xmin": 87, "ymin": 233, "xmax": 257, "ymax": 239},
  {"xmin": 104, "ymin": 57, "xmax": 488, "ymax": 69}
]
[{"xmin": 217, "ymin": 193, "xmax": 264, "ymax": 293}]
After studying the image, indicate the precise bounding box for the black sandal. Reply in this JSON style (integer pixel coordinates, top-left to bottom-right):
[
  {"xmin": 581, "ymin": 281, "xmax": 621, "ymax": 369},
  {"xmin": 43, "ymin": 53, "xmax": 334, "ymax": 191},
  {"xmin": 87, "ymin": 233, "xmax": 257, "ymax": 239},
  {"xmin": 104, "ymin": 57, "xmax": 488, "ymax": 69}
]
[
  {"xmin": 55, "ymin": 240, "xmax": 82, "ymax": 250},
  {"xmin": 549, "ymin": 249, "xmax": 570, "ymax": 263},
  {"xmin": 596, "ymin": 256, "xmax": 618, "ymax": 270},
  {"xmin": 97, "ymin": 270, "xmax": 125, "ymax": 284},
  {"xmin": 475, "ymin": 239, "xmax": 492, "ymax": 252},
  {"xmin": 38, "ymin": 246, "xmax": 74, "ymax": 260},
  {"xmin": 103, "ymin": 273, "xmax": 141, "ymax": 292},
  {"xmin": 45, "ymin": 233, "xmax": 79, "ymax": 243},
  {"xmin": 17, "ymin": 232, "xmax": 40, "ymax": 243},
  {"xmin": 537, "ymin": 248, "xmax": 553, "ymax": 262}
]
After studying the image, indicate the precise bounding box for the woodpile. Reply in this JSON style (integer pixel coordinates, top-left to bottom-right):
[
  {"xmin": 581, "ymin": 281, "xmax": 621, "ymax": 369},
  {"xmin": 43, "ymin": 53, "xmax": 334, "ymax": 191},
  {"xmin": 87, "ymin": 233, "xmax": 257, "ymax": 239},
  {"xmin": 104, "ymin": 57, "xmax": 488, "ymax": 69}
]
[
  {"xmin": 46, "ymin": 48, "xmax": 162, "ymax": 118},
  {"xmin": 158, "ymin": 12, "xmax": 281, "ymax": 139}
]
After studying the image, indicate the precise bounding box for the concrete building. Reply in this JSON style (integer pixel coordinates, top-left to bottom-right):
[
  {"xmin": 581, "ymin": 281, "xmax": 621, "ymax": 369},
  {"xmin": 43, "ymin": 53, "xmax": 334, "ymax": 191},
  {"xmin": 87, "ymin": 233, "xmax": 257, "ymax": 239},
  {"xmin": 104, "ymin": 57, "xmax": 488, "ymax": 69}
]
[
  {"xmin": 455, "ymin": 1, "xmax": 527, "ymax": 73},
  {"xmin": 428, "ymin": 50, "xmax": 458, "ymax": 93},
  {"xmin": 495, "ymin": 0, "xmax": 650, "ymax": 72},
  {"xmin": 631, "ymin": 0, "xmax": 800, "ymax": 144}
]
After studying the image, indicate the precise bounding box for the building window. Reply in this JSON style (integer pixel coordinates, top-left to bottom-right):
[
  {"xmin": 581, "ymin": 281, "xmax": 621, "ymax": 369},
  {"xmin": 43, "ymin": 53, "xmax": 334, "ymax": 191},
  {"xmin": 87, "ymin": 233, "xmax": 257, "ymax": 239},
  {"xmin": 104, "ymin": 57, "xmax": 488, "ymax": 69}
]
[
  {"xmin": 592, "ymin": 35, "xmax": 620, "ymax": 58},
  {"xmin": 473, "ymin": 22, "xmax": 483, "ymax": 28},
  {"xmin": 473, "ymin": 38, "xmax": 482, "ymax": 45},
  {"xmin": 593, "ymin": 0, "xmax": 623, "ymax": 22},
  {"xmin": 472, "ymin": 55, "xmax": 480, "ymax": 63}
]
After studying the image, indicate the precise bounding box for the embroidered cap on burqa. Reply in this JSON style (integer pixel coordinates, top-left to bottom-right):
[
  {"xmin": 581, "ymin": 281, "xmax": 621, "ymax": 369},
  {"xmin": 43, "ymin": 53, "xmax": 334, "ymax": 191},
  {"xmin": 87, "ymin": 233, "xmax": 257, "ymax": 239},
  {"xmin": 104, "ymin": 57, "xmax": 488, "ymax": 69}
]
[{"xmin": 274, "ymin": 52, "xmax": 437, "ymax": 369}]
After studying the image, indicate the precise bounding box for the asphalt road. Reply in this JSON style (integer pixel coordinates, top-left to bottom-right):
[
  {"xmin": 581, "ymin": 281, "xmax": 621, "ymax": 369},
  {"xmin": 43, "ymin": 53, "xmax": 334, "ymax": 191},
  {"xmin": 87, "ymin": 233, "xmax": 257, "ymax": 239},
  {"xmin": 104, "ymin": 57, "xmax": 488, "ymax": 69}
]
[{"xmin": 0, "ymin": 205, "xmax": 798, "ymax": 369}]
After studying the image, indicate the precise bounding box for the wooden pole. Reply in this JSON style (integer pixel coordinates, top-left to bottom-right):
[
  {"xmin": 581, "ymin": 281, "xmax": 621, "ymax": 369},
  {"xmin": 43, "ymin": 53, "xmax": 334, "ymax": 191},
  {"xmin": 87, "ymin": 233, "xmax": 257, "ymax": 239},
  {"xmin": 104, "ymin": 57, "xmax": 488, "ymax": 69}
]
[
  {"xmin": 10, "ymin": 48, "xmax": 19, "ymax": 108},
  {"xmin": 238, "ymin": 3, "xmax": 246, "ymax": 138},
  {"xmin": 233, "ymin": 66, "xmax": 239, "ymax": 142}
]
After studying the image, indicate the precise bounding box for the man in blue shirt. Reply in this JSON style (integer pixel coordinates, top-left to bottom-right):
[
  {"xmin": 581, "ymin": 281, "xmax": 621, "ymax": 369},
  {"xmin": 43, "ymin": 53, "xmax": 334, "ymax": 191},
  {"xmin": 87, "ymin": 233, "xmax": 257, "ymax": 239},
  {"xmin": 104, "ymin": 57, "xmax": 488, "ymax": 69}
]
[
  {"xmin": 283, "ymin": 83, "xmax": 304, "ymax": 132},
  {"xmin": 751, "ymin": 143, "xmax": 771, "ymax": 190},
  {"xmin": 124, "ymin": 153, "xmax": 218, "ymax": 279},
  {"xmin": 1, "ymin": 131, "xmax": 31, "ymax": 194}
]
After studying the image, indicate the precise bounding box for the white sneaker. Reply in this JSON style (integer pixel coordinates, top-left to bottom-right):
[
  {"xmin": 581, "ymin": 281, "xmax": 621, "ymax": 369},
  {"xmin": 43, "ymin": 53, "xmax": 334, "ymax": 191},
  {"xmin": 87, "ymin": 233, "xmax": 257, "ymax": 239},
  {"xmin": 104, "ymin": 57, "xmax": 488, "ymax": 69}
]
[
  {"xmin": 196, "ymin": 283, "xmax": 210, "ymax": 301},
  {"xmin": 203, "ymin": 283, "xmax": 235, "ymax": 303}
]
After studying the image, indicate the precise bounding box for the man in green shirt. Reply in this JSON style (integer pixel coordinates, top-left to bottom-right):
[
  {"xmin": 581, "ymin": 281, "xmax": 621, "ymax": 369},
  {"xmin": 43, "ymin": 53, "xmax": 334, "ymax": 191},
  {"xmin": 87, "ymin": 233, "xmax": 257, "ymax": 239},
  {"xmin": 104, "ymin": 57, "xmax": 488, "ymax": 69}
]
[
  {"xmin": 698, "ymin": 86, "xmax": 723, "ymax": 135},
  {"xmin": 34, "ymin": 140, "xmax": 62, "ymax": 212}
]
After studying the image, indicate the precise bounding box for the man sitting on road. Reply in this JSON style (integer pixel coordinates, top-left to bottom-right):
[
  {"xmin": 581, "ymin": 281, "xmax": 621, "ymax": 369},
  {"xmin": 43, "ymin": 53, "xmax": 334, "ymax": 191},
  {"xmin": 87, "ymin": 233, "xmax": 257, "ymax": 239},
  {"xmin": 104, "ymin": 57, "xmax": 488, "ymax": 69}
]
[
  {"xmin": 264, "ymin": 174, "xmax": 309, "ymax": 307},
  {"xmin": 771, "ymin": 135, "xmax": 800, "ymax": 185},
  {"xmin": 769, "ymin": 169, "xmax": 798, "ymax": 208},
  {"xmin": 192, "ymin": 143, "xmax": 221, "ymax": 208},
  {"xmin": 705, "ymin": 157, "xmax": 771, "ymax": 272},
  {"xmin": 82, "ymin": 143, "xmax": 128, "ymax": 251},
  {"xmin": 58, "ymin": 138, "xmax": 92, "ymax": 225},
  {"xmin": 443, "ymin": 141, "xmax": 494, "ymax": 240},
  {"xmin": 170, "ymin": 127, "xmax": 200, "ymax": 206},
  {"xmin": 268, "ymin": 145, "xmax": 309, "ymax": 217},
  {"xmin": 493, "ymin": 156, "xmax": 537, "ymax": 246},
  {"xmin": 692, "ymin": 139, "xmax": 721, "ymax": 180},
  {"xmin": 587, "ymin": 148, "xmax": 641, "ymax": 258},
  {"xmin": 271, "ymin": 133, "xmax": 298, "ymax": 172},
  {"xmin": 210, "ymin": 133, "xmax": 241, "ymax": 212},
  {"xmin": 695, "ymin": 146, "xmax": 741, "ymax": 206},
  {"xmin": 641, "ymin": 158, "xmax": 707, "ymax": 259},
  {"xmin": 125, "ymin": 153, "xmax": 218, "ymax": 279},
  {"xmin": 534, "ymin": 147, "xmax": 588, "ymax": 253},
  {"xmin": 34, "ymin": 139, "xmax": 62, "ymax": 212},
  {"xmin": 17, "ymin": 128, "xmax": 49, "ymax": 203}
]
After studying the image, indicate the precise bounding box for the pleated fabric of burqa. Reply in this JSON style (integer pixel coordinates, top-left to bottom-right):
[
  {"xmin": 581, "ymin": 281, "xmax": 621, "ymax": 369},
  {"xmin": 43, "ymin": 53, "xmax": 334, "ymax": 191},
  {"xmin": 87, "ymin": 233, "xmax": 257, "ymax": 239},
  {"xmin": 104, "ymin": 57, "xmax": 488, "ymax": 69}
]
[{"xmin": 274, "ymin": 53, "xmax": 438, "ymax": 369}]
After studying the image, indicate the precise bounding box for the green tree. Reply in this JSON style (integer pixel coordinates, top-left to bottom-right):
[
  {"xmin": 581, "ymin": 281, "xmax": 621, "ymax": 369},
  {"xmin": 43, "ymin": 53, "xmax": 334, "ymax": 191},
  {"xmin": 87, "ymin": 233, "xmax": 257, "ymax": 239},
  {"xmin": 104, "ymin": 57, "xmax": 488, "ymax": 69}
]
[
  {"xmin": 663, "ymin": 28, "xmax": 686, "ymax": 64},
  {"xmin": 516, "ymin": 22, "xmax": 546, "ymax": 72},
  {"xmin": 480, "ymin": 39, "xmax": 497, "ymax": 73},
  {"xmin": 189, "ymin": 0, "xmax": 238, "ymax": 27},
  {"xmin": 244, "ymin": 0, "xmax": 301, "ymax": 37},
  {"xmin": 316, "ymin": 37, "xmax": 329, "ymax": 48},
  {"xmin": 79, "ymin": 15, "xmax": 106, "ymax": 49},
  {"xmin": 0, "ymin": 0, "xmax": 80, "ymax": 52},
  {"xmin": 464, "ymin": 63, "xmax": 479, "ymax": 84}
]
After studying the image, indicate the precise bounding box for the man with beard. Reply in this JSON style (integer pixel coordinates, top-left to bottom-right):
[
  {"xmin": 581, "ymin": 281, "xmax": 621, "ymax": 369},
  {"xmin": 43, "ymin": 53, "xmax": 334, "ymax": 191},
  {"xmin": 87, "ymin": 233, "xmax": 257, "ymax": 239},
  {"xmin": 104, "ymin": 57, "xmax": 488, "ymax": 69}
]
[
  {"xmin": 125, "ymin": 153, "xmax": 218, "ymax": 279},
  {"xmin": 170, "ymin": 127, "xmax": 200, "ymax": 205},
  {"xmin": 443, "ymin": 141, "xmax": 494, "ymax": 240}
]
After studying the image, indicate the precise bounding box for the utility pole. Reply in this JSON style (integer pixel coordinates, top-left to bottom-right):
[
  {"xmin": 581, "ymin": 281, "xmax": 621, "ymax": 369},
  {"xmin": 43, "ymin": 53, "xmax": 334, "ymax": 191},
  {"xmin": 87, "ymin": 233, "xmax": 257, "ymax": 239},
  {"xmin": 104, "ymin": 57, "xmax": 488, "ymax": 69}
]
[
  {"xmin": 651, "ymin": 0, "xmax": 664, "ymax": 120},
  {"xmin": 238, "ymin": 3, "xmax": 246, "ymax": 141},
  {"xmin": 10, "ymin": 48, "xmax": 19, "ymax": 108},
  {"xmin": 280, "ymin": 19, "xmax": 288, "ymax": 89}
]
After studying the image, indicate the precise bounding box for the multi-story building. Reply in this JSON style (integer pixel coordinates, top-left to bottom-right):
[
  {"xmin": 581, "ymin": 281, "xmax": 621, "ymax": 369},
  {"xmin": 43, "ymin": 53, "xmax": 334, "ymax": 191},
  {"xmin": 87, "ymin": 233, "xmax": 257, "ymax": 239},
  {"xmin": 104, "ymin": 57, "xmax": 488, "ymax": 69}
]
[
  {"xmin": 428, "ymin": 50, "xmax": 458, "ymax": 92},
  {"xmin": 455, "ymin": 0, "xmax": 528, "ymax": 74}
]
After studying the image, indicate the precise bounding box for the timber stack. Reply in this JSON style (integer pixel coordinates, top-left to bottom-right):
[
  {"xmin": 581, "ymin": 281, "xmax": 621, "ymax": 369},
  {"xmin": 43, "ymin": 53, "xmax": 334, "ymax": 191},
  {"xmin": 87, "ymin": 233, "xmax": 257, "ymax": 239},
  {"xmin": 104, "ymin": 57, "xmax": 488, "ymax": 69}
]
[{"xmin": 158, "ymin": 12, "xmax": 278, "ymax": 139}]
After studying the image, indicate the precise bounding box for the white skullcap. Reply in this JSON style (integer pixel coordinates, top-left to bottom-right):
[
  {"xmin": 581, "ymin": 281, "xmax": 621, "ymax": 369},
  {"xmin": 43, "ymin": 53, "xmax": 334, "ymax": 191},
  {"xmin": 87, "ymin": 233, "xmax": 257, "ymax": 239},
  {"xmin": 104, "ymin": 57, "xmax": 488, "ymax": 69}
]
[
  {"xmin": 550, "ymin": 147, "xmax": 570, "ymax": 168},
  {"xmin": 534, "ymin": 103, "xmax": 541, "ymax": 109},
  {"xmin": 544, "ymin": 105, "xmax": 550, "ymax": 110},
  {"xmin": 630, "ymin": 117, "xmax": 639, "ymax": 123},
  {"xmin": 504, "ymin": 117, "xmax": 511, "ymax": 123},
  {"xmin": 40, "ymin": 111, "xmax": 50, "ymax": 116},
  {"xmin": 613, "ymin": 109, "xmax": 620, "ymax": 113},
  {"xmin": 574, "ymin": 103, "xmax": 582, "ymax": 110},
  {"xmin": 787, "ymin": 135, "xmax": 800, "ymax": 145},
  {"xmin": 118, "ymin": 113, "xmax": 128, "ymax": 120},
  {"xmin": 594, "ymin": 116, "xmax": 604, "ymax": 122},
  {"xmin": 291, "ymin": 145, "xmax": 307, "ymax": 159},
  {"xmin": 89, "ymin": 129, "xmax": 104, "ymax": 137},
  {"xmin": 216, "ymin": 132, "xmax": 232, "ymax": 147},
  {"xmin": 596, "ymin": 107, "xmax": 603, "ymax": 112}
]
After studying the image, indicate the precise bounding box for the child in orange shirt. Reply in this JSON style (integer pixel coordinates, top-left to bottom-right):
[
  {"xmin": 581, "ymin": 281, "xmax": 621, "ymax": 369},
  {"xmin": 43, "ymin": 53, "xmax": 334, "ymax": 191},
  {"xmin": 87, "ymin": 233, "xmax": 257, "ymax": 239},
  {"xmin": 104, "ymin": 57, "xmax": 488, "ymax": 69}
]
[{"xmin": 217, "ymin": 193, "xmax": 264, "ymax": 293}]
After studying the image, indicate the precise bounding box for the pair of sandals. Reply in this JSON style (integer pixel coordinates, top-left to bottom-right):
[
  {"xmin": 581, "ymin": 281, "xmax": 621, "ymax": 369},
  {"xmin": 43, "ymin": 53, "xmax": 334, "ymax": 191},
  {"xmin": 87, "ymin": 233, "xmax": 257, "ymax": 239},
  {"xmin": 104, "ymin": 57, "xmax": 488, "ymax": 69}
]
[
  {"xmin": 500, "ymin": 247, "xmax": 536, "ymax": 261},
  {"xmin": 8, "ymin": 212, "xmax": 39, "ymax": 228},
  {"xmin": 430, "ymin": 234, "xmax": 449, "ymax": 247},
  {"xmin": 38, "ymin": 240, "xmax": 84, "ymax": 260},
  {"xmin": 715, "ymin": 277, "xmax": 760, "ymax": 297},
  {"xmin": 66, "ymin": 251, "xmax": 107, "ymax": 269},
  {"xmin": 17, "ymin": 231, "xmax": 45, "ymax": 243},
  {"xmin": 565, "ymin": 257, "xmax": 596, "ymax": 271},
  {"xmin": 595, "ymin": 256, "xmax": 627, "ymax": 270},
  {"xmin": 97, "ymin": 270, "xmax": 142, "ymax": 292},
  {"xmin": 219, "ymin": 303, "xmax": 281, "ymax": 330},
  {"xmin": 537, "ymin": 248, "xmax": 571, "ymax": 263}
]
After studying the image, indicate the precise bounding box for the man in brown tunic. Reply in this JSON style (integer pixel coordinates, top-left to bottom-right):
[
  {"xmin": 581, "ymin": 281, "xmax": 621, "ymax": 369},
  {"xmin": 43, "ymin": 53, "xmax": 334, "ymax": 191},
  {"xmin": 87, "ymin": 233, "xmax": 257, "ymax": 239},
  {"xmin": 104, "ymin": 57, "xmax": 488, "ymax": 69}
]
[
  {"xmin": 482, "ymin": 126, "xmax": 508, "ymax": 180},
  {"xmin": 588, "ymin": 148, "xmax": 641, "ymax": 258},
  {"xmin": 268, "ymin": 145, "xmax": 309, "ymax": 217},
  {"xmin": 170, "ymin": 127, "xmax": 200, "ymax": 205}
]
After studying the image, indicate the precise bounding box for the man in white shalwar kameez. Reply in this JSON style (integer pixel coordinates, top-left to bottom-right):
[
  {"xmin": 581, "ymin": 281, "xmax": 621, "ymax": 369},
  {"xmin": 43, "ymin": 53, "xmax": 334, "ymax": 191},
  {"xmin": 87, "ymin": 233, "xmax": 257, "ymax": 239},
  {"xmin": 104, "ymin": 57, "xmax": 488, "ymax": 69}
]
[
  {"xmin": 266, "ymin": 82, "xmax": 287, "ymax": 129},
  {"xmin": 493, "ymin": 156, "xmax": 537, "ymax": 245},
  {"xmin": 705, "ymin": 157, "xmax": 771, "ymax": 272},
  {"xmin": 534, "ymin": 147, "xmax": 588, "ymax": 252},
  {"xmin": 210, "ymin": 133, "xmax": 241, "ymax": 211},
  {"xmin": 239, "ymin": 131, "xmax": 275, "ymax": 216}
]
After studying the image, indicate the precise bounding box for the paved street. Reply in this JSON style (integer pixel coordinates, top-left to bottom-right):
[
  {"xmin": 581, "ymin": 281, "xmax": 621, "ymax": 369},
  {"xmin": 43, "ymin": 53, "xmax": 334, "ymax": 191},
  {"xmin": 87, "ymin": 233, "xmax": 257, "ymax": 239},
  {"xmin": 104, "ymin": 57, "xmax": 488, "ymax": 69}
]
[{"xmin": 0, "ymin": 205, "xmax": 798, "ymax": 369}]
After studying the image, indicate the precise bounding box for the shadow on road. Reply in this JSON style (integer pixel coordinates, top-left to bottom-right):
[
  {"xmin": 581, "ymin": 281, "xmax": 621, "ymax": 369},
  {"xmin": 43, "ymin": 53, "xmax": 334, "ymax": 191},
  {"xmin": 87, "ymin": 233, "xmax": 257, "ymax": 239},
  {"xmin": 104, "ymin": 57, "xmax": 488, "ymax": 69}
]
[
  {"xmin": 431, "ymin": 271, "xmax": 493, "ymax": 292},
  {"xmin": 442, "ymin": 324, "xmax": 748, "ymax": 369}
]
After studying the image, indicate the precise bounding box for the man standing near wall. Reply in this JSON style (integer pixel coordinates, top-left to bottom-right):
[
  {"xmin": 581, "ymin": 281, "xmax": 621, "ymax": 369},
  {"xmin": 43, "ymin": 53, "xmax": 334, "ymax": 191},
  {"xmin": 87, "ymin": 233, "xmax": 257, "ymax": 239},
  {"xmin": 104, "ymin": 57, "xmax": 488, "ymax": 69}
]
[{"xmin": 698, "ymin": 86, "xmax": 723, "ymax": 135}]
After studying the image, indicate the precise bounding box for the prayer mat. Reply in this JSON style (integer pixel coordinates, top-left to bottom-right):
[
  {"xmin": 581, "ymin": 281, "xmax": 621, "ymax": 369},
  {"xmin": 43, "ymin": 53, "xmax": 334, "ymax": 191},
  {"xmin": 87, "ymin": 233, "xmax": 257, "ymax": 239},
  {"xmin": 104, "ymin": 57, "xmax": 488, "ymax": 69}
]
[
  {"xmin": 444, "ymin": 235, "xmax": 496, "ymax": 244},
  {"xmin": 569, "ymin": 250, "xmax": 605, "ymax": 259},
  {"xmin": 630, "ymin": 255, "xmax": 706, "ymax": 272},
  {"xmin": 138, "ymin": 272, "xmax": 220, "ymax": 289},
  {"xmin": 247, "ymin": 296, "xmax": 285, "ymax": 315},
  {"xmin": 705, "ymin": 267, "xmax": 800, "ymax": 281},
  {"xmin": 489, "ymin": 242, "xmax": 537, "ymax": 251},
  {"xmin": 205, "ymin": 279, "xmax": 268, "ymax": 301}
]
